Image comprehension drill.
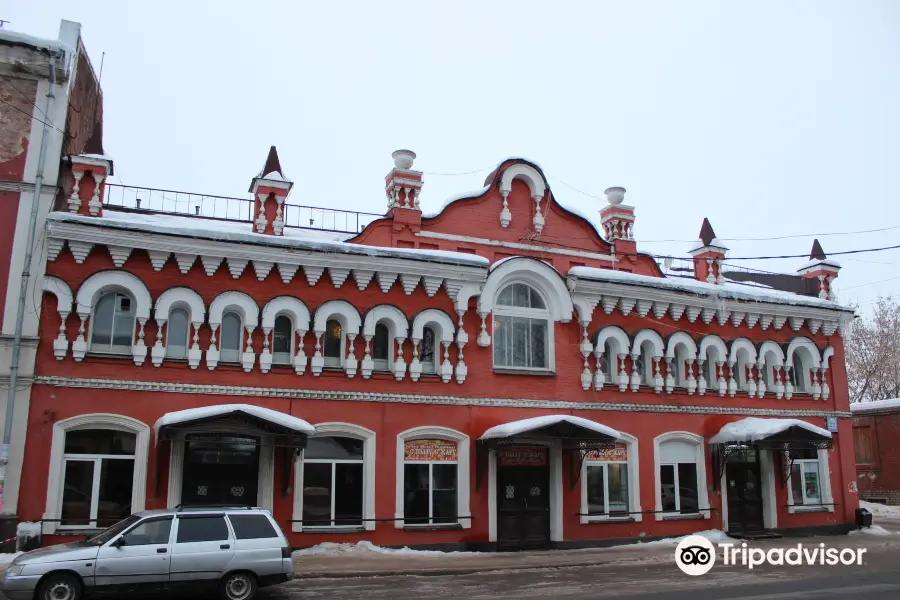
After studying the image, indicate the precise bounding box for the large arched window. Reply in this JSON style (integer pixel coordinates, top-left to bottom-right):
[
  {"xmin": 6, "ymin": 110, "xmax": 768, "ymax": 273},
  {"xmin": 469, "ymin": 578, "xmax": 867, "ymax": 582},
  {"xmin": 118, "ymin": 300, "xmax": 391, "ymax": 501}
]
[
  {"xmin": 323, "ymin": 319, "xmax": 343, "ymax": 367},
  {"xmin": 90, "ymin": 291, "xmax": 136, "ymax": 354},
  {"xmin": 493, "ymin": 282, "xmax": 550, "ymax": 370},
  {"xmin": 165, "ymin": 308, "xmax": 189, "ymax": 359},
  {"xmin": 373, "ymin": 323, "xmax": 391, "ymax": 371},
  {"xmin": 220, "ymin": 311, "xmax": 242, "ymax": 363},
  {"xmin": 272, "ymin": 315, "xmax": 293, "ymax": 365}
]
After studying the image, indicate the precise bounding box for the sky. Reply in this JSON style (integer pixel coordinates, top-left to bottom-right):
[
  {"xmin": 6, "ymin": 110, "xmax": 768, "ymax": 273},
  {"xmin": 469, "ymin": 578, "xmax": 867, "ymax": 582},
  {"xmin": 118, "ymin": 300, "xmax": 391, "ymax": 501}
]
[{"xmin": 7, "ymin": 1, "xmax": 900, "ymax": 315}]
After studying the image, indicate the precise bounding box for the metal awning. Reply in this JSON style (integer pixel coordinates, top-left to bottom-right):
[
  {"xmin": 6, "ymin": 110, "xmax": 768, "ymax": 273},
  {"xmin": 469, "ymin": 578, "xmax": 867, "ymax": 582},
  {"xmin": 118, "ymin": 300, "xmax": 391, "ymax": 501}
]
[
  {"xmin": 479, "ymin": 414, "xmax": 621, "ymax": 449},
  {"xmin": 709, "ymin": 417, "xmax": 833, "ymax": 450},
  {"xmin": 153, "ymin": 404, "xmax": 315, "ymax": 448}
]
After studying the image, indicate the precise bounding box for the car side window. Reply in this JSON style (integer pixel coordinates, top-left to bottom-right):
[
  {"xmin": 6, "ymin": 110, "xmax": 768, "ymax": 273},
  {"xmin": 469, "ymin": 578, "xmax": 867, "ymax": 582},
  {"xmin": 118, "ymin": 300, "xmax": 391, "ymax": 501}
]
[
  {"xmin": 228, "ymin": 514, "xmax": 278, "ymax": 539},
  {"xmin": 122, "ymin": 517, "xmax": 173, "ymax": 546},
  {"xmin": 176, "ymin": 515, "xmax": 230, "ymax": 543}
]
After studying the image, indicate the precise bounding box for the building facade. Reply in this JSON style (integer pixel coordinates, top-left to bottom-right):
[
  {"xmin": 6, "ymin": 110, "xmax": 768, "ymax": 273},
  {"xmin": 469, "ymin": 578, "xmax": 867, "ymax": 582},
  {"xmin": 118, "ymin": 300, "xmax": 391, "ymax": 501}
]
[
  {"xmin": 0, "ymin": 21, "xmax": 103, "ymax": 518},
  {"xmin": 852, "ymin": 399, "xmax": 900, "ymax": 505},
  {"xmin": 18, "ymin": 145, "xmax": 858, "ymax": 551}
]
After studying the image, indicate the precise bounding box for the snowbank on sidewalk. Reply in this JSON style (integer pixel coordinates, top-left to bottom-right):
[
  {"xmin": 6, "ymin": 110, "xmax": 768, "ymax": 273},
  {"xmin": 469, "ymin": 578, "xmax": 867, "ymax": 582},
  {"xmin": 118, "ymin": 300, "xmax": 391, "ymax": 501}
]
[
  {"xmin": 292, "ymin": 541, "xmax": 481, "ymax": 557},
  {"xmin": 637, "ymin": 529, "xmax": 736, "ymax": 546},
  {"xmin": 849, "ymin": 525, "xmax": 895, "ymax": 537},
  {"xmin": 860, "ymin": 501, "xmax": 900, "ymax": 519}
]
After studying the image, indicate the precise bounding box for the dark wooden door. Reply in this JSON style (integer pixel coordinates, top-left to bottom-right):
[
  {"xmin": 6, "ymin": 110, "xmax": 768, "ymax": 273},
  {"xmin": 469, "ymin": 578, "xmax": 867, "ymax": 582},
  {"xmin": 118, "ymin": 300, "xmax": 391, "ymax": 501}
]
[
  {"xmin": 726, "ymin": 461, "xmax": 764, "ymax": 533},
  {"xmin": 496, "ymin": 450, "xmax": 550, "ymax": 551},
  {"xmin": 181, "ymin": 435, "xmax": 260, "ymax": 506}
]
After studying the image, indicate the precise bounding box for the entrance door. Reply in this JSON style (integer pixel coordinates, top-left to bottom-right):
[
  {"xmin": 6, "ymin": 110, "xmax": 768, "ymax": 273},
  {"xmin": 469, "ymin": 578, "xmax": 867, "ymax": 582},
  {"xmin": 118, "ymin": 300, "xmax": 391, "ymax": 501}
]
[
  {"xmin": 181, "ymin": 435, "xmax": 260, "ymax": 506},
  {"xmin": 496, "ymin": 447, "xmax": 550, "ymax": 551},
  {"xmin": 725, "ymin": 454, "xmax": 765, "ymax": 534}
]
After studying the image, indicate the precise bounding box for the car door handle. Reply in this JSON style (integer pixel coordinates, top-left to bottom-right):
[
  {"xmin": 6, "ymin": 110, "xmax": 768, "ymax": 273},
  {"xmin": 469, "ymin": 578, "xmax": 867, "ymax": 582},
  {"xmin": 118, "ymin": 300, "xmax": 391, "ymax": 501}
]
[
  {"xmin": 220, "ymin": 544, "xmax": 230, "ymax": 550},
  {"xmin": 157, "ymin": 548, "xmax": 167, "ymax": 554}
]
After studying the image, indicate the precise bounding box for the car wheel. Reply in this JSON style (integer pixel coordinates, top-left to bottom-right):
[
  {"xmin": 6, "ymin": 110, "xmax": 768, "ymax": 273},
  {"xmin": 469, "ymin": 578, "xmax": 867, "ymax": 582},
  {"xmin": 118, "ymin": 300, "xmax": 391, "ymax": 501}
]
[
  {"xmin": 37, "ymin": 573, "xmax": 82, "ymax": 600},
  {"xmin": 220, "ymin": 571, "xmax": 258, "ymax": 600}
]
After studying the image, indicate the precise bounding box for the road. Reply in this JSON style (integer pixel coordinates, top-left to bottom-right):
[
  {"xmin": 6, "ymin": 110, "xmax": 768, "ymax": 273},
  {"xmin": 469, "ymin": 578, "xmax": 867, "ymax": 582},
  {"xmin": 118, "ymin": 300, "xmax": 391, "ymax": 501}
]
[{"xmin": 259, "ymin": 538, "xmax": 900, "ymax": 600}]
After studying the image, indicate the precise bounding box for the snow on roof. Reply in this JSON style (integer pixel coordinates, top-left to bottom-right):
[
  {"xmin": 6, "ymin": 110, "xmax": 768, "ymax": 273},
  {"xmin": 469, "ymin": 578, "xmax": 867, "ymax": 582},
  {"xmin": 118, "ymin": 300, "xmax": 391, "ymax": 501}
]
[
  {"xmin": 480, "ymin": 415, "xmax": 621, "ymax": 440},
  {"xmin": 688, "ymin": 237, "xmax": 729, "ymax": 253},
  {"xmin": 798, "ymin": 258, "xmax": 842, "ymax": 271},
  {"xmin": 421, "ymin": 186, "xmax": 490, "ymax": 219},
  {"xmin": 48, "ymin": 210, "xmax": 489, "ymax": 268},
  {"xmin": 262, "ymin": 171, "xmax": 292, "ymax": 183},
  {"xmin": 850, "ymin": 398, "xmax": 900, "ymax": 414},
  {"xmin": 709, "ymin": 417, "xmax": 831, "ymax": 445},
  {"xmin": 568, "ymin": 265, "xmax": 850, "ymax": 311},
  {"xmin": 0, "ymin": 29, "xmax": 73, "ymax": 55},
  {"xmin": 153, "ymin": 404, "xmax": 315, "ymax": 437}
]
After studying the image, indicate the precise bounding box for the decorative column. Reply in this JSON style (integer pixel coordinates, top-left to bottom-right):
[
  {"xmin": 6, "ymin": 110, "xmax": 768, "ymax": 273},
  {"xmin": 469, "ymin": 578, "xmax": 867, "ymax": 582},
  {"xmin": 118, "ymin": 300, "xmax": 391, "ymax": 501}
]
[
  {"xmin": 755, "ymin": 361, "xmax": 766, "ymax": 399},
  {"xmin": 68, "ymin": 171, "xmax": 84, "ymax": 213},
  {"xmin": 311, "ymin": 332, "xmax": 324, "ymax": 376},
  {"xmin": 686, "ymin": 359, "xmax": 697, "ymax": 395},
  {"xmin": 697, "ymin": 359, "xmax": 707, "ymax": 396},
  {"xmin": 455, "ymin": 310, "xmax": 468, "ymax": 384},
  {"xmin": 70, "ymin": 151, "xmax": 113, "ymax": 218},
  {"xmin": 241, "ymin": 326, "xmax": 256, "ymax": 372},
  {"xmin": 727, "ymin": 361, "xmax": 737, "ymax": 397},
  {"xmin": 151, "ymin": 318, "xmax": 167, "ymax": 367},
  {"xmin": 206, "ymin": 323, "xmax": 220, "ymax": 370},
  {"xmin": 188, "ymin": 322, "xmax": 202, "ymax": 369},
  {"xmin": 361, "ymin": 335, "xmax": 374, "ymax": 379},
  {"xmin": 408, "ymin": 338, "xmax": 421, "ymax": 382},
  {"xmin": 617, "ymin": 354, "xmax": 629, "ymax": 392},
  {"xmin": 440, "ymin": 342, "xmax": 453, "ymax": 383},
  {"xmin": 477, "ymin": 311, "xmax": 491, "ymax": 347},
  {"xmin": 53, "ymin": 309, "xmax": 70, "ymax": 360},
  {"xmin": 132, "ymin": 319, "xmax": 147, "ymax": 366},
  {"xmin": 259, "ymin": 327, "xmax": 273, "ymax": 373},
  {"xmin": 716, "ymin": 361, "xmax": 727, "ymax": 396},
  {"xmin": 593, "ymin": 348, "xmax": 607, "ymax": 391},
  {"xmin": 580, "ymin": 323, "xmax": 593, "ymax": 391},
  {"xmin": 393, "ymin": 337, "xmax": 407, "ymax": 381},
  {"xmin": 499, "ymin": 190, "xmax": 511, "ymax": 228},
  {"xmin": 293, "ymin": 329, "xmax": 308, "ymax": 375},
  {"xmin": 344, "ymin": 333, "xmax": 358, "ymax": 378},
  {"xmin": 652, "ymin": 357, "xmax": 663, "ymax": 393},
  {"xmin": 664, "ymin": 358, "xmax": 675, "ymax": 394}
]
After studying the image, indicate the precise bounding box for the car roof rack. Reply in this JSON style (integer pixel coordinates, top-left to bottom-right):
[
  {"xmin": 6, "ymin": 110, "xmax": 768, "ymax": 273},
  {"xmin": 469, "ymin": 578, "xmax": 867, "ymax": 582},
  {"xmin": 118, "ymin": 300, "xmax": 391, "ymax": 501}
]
[{"xmin": 174, "ymin": 503, "xmax": 256, "ymax": 512}]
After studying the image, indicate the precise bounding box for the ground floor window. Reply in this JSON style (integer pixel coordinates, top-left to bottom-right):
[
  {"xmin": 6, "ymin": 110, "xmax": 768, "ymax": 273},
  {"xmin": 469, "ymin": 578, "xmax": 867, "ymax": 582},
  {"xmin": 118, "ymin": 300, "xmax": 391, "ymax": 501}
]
[
  {"xmin": 789, "ymin": 449, "xmax": 821, "ymax": 507},
  {"xmin": 303, "ymin": 436, "xmax": 364, "ymax": 527},
  {"xmin": 60, "ymin": 429, "xmax": 136, "ymax": 528},
  {"xmin": 659, "ymin": 462, "xmax": 699, "ymax": 514},
  {"xmin": 403, "ymin": 439, "xmax": 458, "ymax": 525},
  {"xmin": 657, "ymin": 437, "xmax": 703, "ymax": 515},
  {"xmin": 585, "ymin": 444, "xmax": 630, "ymax": 516}
]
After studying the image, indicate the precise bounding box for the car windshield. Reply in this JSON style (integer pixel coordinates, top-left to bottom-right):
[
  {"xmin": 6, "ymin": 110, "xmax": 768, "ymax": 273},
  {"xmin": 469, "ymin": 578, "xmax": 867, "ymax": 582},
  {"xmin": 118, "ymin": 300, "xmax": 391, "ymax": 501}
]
[{"xmin": 82, "ymin": 515, "xmax": 141, "ymax": 546}]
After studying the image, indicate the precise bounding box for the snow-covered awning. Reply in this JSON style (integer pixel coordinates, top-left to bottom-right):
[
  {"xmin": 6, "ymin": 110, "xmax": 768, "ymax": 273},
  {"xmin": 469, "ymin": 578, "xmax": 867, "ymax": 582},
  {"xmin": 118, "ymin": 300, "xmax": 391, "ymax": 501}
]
[
  {"xmin": 709, "ymin": 417, "xmax": 832, "ymax": 449},
  {"xmin": 154, "ymin": 404, "xmax": 315, "ymax": 447},
  {"xmin": 479, "ymin": 415, "xmax": 620, "ymax": 448}
]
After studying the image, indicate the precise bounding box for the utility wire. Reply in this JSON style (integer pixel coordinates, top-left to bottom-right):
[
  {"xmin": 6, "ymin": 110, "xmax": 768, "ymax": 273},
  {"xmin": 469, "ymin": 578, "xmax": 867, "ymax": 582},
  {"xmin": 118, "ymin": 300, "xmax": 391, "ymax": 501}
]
[
  {"xmin": 0, "ymin": 97, "xmax": 65, "ymax": 136},
  {"xmin": 1, "ymin": 75, "xmax": 50, "ymax": 120}
]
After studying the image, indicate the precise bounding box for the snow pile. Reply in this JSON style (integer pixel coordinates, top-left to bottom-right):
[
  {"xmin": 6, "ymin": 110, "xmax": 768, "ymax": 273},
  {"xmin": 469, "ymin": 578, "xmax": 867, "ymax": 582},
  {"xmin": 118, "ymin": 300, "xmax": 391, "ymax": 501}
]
[
  {"xmin": 850, "ymin": 399, "xmax": 900, "ymax": 414},
  {"xmin": 860, "ymin": 501, "xmax": 900, "ymax": 519},
  {"xmin": 292, "ymin": 541, "xmax": 480, "ymax": 557},
  {"xmin": 16, "ymin": 522, "xmax": 41, "ymax": 550},
  {"xmin": 569, "ymin": 265, "xmax": 851, "ymax": 311},
  {"xmin": 638, "ymin": 530, "xmax": 736, "ymax": 546},
  {"xmin": 0, "ymin": 30, "xmax": 73, "ymax": 55},
  {"xmin": 849, "ymin": 525, "xmax": 895, "ymax": 537},
  {"xmin": 480, "ymin": 415, "xmax": 620, "ymax": 441},
  {"xmin": 154, "ymin": 404, "xmax": 315, "ymax": 437},
  {"xmin": 709, "ymin": 418, "xmax": 831, "ymax": 445}
]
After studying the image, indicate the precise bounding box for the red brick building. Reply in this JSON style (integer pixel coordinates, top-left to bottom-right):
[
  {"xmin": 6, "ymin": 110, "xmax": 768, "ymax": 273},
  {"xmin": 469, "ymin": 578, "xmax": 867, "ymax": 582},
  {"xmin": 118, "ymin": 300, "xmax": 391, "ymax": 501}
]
[
  {"xmin": 852, "ymin": 399, "xmax": 900, "ymax": 505},
  {"xmin": 17, "ymin": 141, "xmax": 858, "ymax": 551}
]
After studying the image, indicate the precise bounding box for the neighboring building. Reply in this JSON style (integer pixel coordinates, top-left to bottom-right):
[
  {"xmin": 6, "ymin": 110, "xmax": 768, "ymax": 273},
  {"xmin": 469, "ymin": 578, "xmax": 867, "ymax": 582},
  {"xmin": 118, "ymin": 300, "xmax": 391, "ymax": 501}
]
[
  {"xmin": 0, "ymin": 21, "xmax": 103, "ymax": 521},
  {"xmin": 851, "ymin": 398, "xmax": 900, "ymax": 505},
  {"xmin": 16, "ymin": 142, "xmax": 858, "ymax": 548}
]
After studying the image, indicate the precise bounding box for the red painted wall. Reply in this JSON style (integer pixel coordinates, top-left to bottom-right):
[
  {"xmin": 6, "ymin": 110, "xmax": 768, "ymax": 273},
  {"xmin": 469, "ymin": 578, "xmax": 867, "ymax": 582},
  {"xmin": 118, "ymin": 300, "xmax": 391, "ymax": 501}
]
[{"xmin": 854, "ymin": 411, "xmax": 900, "ymax": 504}]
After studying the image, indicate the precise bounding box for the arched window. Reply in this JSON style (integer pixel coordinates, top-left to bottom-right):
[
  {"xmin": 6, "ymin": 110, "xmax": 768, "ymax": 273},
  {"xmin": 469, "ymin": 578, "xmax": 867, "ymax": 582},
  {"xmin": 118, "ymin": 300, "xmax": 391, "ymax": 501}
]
[
  {"xmin": 638, "ymin": 345, "xmax": 654, "ymax": 386},
  {"xmin": 419, "ymin": 326, "xmax": 436, "ymax": 374},
  {"xmin": 90, "ymin": 291, "xmax": 136, "ymax": 354},
  {"xmin": 302, "ymin": 436, "xmax": 364, "ymax": 527},
  {"xmin": 323, "ymin": 319, "xmax": 342, "ymax": 367},
  {"xmin": 790, "ymin": 351, "xmax": 806, "ymax": 392},
  {"xmin": 165, "ymin": 308, "xmax": 189, "ymax": 359},
  {"xmin": 60, "ymin": 428, "xmax": 136, "ymax": 528},
  {"xmin": 674, "ymin": 346, "xmax": 689, "ymax": 387},
  {"xmin": 600, "ymin": 341, "xmax": 615, "ymax": 378},
  {"xmin": 220, "ymin": 311, "xmax": 242, "ymax": 363},
  {"xmin": 373, "ymin": 323, "xmax": 390, "ymax": 371},
  {"xmin": 272, "ymin": 315, "xmax": 293, "ymax": 365},
  {"xmin": 493, "ymin": 282, "xmax": 550, "ymax": 370}
]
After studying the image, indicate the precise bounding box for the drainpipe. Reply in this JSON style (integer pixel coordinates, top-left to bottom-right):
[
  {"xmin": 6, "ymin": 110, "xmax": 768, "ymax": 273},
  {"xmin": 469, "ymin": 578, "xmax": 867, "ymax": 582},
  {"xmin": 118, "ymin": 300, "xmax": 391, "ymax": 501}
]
[{"xmin": 1, "ymin": 50, "xmax": 59, "ymax": 512}]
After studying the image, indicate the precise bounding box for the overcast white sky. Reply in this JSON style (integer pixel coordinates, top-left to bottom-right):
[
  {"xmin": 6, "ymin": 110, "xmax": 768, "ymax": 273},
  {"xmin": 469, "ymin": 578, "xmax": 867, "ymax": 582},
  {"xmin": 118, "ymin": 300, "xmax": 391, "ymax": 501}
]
[{"xmin": 9, "ymin": 1, "xmax": 900, "ymax": 314}]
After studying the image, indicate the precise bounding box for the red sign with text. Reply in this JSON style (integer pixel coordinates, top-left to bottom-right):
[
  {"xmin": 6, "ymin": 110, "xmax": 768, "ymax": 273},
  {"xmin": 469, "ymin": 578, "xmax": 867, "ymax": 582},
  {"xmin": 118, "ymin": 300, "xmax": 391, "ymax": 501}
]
[
  {"xmin": 404, "ymin": 439, "xmax": 458, "ymax": 462},
  {"xmin": 585, "ymin": 443, "xmax": 628, "ymax": 461}
]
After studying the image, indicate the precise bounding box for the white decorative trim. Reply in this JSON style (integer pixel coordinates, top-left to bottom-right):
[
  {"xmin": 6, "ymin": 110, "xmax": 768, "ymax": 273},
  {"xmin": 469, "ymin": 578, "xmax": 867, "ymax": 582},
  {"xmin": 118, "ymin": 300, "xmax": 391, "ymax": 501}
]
[
  {"xmin": 362, "ymin": 305, "xmax": 409, "ymax": 381},
  {"xmin": 394, "ymin": 426, "xmax": 471, "ymax": 529},
  {"xmin": 75, "ymin": 270, "xmax": 152, "ymax": 319},
  {"xmin": 580, "ymin": 432, "xmax": 641, "ymax": 524},
  {"xmin": 43, "ymin": 276, "xmax": 73, "ymax": 360},
  {"xmin": 260, "ymin": 296, "xmax": 311, "ymax": 375},
  {"xmin": 43, "ymin": 413, "xmax": 150, "ymax": 534},
  {"xmin": 33, "ymin": 376, "xmax": 853, "ymax": 418},
  {"xmin": 153, "ymin": 287, "xmax": 206, "ymax": 368},
  {"xmin": 293, "ymin": 422, "xmax": 377, "ymax": 533},
  {"xmin": 653, "ymin": 431, "xmax": 710, "ymax": 521},
  {"xmin": 415, "ymin": 230, "xmax": 615, "ymax": 263},
  {"xmin": 479, "ymin": 257, "xmax": 574, "ymax": 323}
]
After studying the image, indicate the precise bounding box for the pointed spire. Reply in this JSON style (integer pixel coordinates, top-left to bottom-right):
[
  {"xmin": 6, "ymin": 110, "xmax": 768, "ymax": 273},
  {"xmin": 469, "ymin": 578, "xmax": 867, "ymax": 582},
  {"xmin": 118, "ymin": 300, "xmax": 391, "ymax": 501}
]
[
  {"xmin": 698, "ymin": 218, "xmax": 717, "ymax": 247},
  {"xmin": 259, "ymin": 145, "xmax": 284, "ymax": 178},
  {"xmin": 809, "ymin": 239, "xmax": 827, "ymax": 261}
]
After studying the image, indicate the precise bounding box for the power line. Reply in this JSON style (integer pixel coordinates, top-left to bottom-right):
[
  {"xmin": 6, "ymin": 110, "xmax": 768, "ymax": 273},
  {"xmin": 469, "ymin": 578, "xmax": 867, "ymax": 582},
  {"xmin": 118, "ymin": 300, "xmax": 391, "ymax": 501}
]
[
  {"xmin": 0, "ymin": 97, "xmax": 65, "ymax": 136},
  {"xmin": 0, "ymin": 75, "xmax": 50, "ymax": 120}
]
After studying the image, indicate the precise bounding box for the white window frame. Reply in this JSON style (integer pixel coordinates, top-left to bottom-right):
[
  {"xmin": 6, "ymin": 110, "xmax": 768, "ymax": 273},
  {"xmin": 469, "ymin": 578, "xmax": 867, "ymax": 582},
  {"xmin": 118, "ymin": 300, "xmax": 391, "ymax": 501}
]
[
  {"xmin": 491, "ymin": 282, "xmax": 554, "ymax": 372},
  {"xmin": 59, "ymin": 452, "xmax": 134, "ymax": 530},
  {"xmin": 787, "ymin": 449, "xmax": 834, "ymax": 514},
  {"xmin": 323, "ymin": 318, "xmax": 346, "ymax": 368},
  {"xmin": 89, "ymin": 291, "xmax": 136, "ymax": 355},
  {"xmin": 294, "ymin": 423, "xmax": 376, "ymax": 532},
  {"xmin": 395, "ymin": 426, "xmax": 470, "ymax": 529},
  {"xmin": 653, "ymin": 432, "xmax": 710, "ymax": 521},
  {"xmin": 271, "ymin": 313, "xmax": 294, "ymax": 366},
  {"xmin": 580, "ymin": 433, "xmax": 641, "ymax": 523},
  {"xmin": 43, "ymin": 414, "xmax": 150, "ymax": 535},
  {"xmin": 219, "ymin": 310, "xmax": 244, "ymax": 364},
  {"xmin": 165, "ymin": 307, "xmax": 190, "ymax": 359}
]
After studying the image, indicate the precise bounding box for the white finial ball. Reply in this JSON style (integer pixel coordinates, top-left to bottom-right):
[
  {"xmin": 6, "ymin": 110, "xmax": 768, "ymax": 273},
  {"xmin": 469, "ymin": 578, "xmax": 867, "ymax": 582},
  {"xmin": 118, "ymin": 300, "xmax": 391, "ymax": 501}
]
[
  {"xmin": 605, "ymin": 187, "xmax": 626, "ymax": 205},
  {"xmin": 392, "ymin": 149, "xmax": 416, "ymax": 170}
]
